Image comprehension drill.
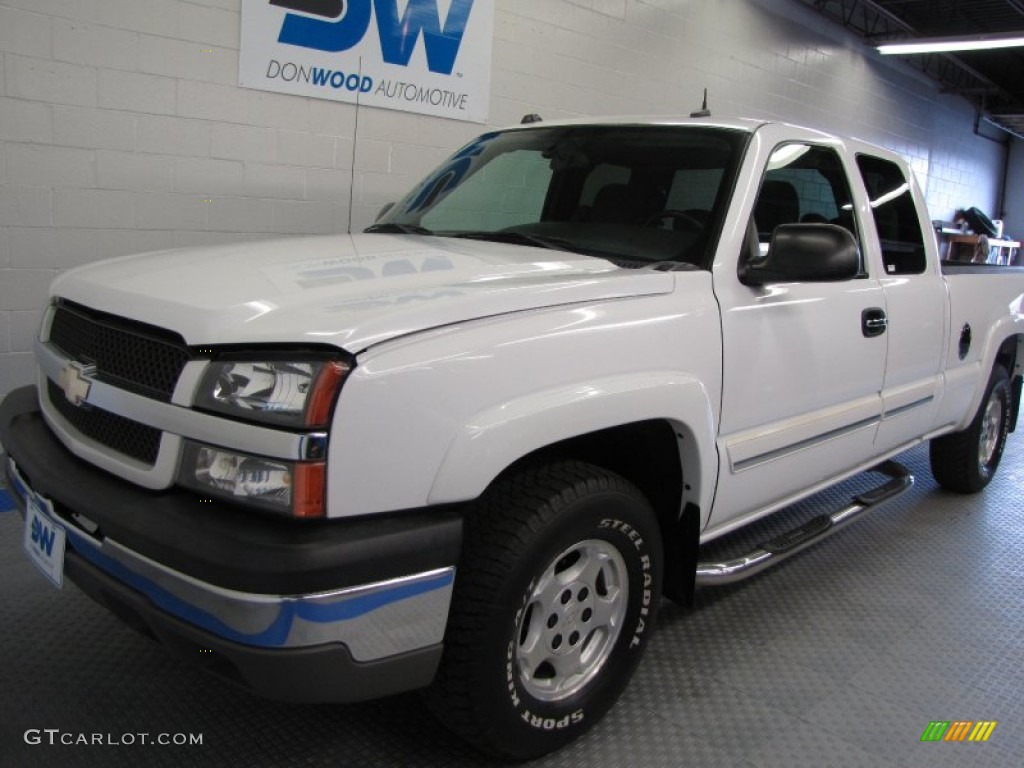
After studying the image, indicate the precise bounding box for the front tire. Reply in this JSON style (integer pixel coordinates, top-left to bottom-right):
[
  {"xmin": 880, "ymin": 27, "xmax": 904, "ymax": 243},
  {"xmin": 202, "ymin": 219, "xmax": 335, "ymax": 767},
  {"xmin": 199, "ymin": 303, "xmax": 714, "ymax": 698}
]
[
  {"xmin": 425, "ymin": 461, "xmax": 663, "ymax": 760},
  {"xmin": 930, "ymin": 365, "xmax": 1011, "ymax": 493}
]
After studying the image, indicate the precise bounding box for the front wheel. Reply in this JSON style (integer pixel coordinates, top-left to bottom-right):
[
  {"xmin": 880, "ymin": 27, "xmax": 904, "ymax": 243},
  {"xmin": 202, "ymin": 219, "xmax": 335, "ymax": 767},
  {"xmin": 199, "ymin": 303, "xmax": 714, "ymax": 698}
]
[
  {"xmin": 930, "ymin": 365, "xmax": 1012, "ymax": 493},
  {"xmin": 425, "ymin": 461, "xmax": 663, "ymax": 760}
]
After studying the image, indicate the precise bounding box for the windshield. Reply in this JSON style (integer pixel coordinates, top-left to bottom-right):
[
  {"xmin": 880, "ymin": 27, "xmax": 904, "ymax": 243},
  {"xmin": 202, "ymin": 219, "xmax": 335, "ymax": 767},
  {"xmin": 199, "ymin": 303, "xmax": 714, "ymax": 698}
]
[{"xmin": 371, "ymin": 125, "xmax": 748, "ymax": 268}]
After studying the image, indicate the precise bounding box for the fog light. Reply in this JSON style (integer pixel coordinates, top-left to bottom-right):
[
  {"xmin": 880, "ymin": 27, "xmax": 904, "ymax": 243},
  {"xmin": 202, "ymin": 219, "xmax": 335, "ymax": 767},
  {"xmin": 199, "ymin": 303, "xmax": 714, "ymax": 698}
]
[{"xmin": 180, "ymin": 442, "xmax": 325, "ymax": 518}]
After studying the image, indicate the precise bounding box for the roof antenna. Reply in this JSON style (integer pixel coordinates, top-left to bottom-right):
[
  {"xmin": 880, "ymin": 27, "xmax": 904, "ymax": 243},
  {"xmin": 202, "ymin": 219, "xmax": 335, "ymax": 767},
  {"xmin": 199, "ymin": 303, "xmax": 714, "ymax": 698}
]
[
  {"xmin": 521, "ymin": 113, "xmax": 543, "ymax": 124},
  {"xmin": 690, "ymin": 89, "xmax": 711, "ymax": 118}
]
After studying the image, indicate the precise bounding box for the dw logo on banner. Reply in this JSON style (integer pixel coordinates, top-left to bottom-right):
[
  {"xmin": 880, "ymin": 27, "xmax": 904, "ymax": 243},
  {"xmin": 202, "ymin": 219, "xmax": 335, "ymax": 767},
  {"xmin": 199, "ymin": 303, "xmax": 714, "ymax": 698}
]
[{"xmin": 240, "ymin": 0, "xmax": 495, "ymax": 123}]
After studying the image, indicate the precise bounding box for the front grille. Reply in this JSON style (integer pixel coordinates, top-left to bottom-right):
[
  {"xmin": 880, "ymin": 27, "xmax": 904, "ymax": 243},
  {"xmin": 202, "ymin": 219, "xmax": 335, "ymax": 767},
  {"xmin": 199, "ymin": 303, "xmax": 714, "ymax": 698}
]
[
  {"xmin": 47, "ymin": 379, "xmax": 162, "ymax": 466},
  {"xmin": 48, "ymin": 301, "xmax": 191, "ymax": 402}
]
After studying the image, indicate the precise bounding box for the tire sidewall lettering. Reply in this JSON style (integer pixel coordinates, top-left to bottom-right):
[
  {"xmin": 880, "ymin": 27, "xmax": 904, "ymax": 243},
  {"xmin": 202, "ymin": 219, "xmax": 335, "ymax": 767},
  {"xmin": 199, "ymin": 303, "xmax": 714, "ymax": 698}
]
[
  {"xmin": 981, "ymin": 377, "xmax": 1011, "ymax": 479},
  {"xmin": 599, "ymin": 517, "xmax": 654, "ymax": 650},
  {"xmin": 502, "ymin": 512, "xmax": 659, "ymax": 732}
]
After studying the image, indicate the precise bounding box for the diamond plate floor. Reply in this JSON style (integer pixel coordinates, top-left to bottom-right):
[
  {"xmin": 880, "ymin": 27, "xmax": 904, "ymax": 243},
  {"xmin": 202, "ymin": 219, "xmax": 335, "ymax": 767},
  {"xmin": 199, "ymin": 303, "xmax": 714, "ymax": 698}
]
[{"xmin": 1, "ymin": 438, "xmax": 1022, "ymax": 768}]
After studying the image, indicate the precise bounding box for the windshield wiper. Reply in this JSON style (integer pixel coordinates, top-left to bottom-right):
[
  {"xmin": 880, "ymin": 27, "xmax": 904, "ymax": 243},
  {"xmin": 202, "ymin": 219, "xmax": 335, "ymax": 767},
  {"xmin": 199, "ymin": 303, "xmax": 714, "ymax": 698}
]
[
  {"xmin": 364, "ymin": 222, "xmax": 434, "ymax": 235},
  {"xmin": 446, "ymin": 230, "xmax": 585, "ymax": 254}
]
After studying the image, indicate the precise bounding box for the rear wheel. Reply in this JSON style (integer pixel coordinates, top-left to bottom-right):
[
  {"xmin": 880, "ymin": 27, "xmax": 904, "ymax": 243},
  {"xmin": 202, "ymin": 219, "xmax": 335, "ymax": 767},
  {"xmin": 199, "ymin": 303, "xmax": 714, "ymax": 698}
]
[
  {"xmin": 425, "ymin": 461, "xmax": 662, "ymax": 760},
  {"xmin": 930, "ymin": 365, "xmax": 1011, "ymax": 493}
]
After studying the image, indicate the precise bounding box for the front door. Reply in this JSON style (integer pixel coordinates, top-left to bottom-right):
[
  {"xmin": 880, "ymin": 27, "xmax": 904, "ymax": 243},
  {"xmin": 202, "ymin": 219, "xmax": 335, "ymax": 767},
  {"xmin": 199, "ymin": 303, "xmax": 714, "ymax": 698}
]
[{"xmin": 708, "ymin": 129, "xmax": 887, "ymax": 536}]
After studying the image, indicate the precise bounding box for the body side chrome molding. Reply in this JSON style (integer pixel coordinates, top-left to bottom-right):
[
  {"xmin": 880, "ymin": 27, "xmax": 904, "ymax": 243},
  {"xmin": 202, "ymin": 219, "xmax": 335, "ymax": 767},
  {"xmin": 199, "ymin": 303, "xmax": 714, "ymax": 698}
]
[
  {"xmin": 882, "ymin": 395, "xmax": 934, "ymax": 419},
  {"xmin": 731, "ymin": 416, "xmax": 879, "ymax": 472}
]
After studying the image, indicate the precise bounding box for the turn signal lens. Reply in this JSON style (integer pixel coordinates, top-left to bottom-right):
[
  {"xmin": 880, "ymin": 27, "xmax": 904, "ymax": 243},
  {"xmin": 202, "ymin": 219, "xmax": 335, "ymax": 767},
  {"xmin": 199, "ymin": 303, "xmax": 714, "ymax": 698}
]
[
  {"xmin": 306, "ymin": 361, "xmax": 350, "ymax": 427},
  {"xmin": 292, "ymin": 462, "xmax": 326, "ymax": 519}
]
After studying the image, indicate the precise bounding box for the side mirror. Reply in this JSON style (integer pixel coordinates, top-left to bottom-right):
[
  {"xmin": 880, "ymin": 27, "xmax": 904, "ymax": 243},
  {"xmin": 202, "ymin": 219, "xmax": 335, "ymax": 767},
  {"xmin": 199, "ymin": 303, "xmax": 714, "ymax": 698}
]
[
  {"xmin": 375, "ymin": 202, "xmax": 395, "ymax": 222},
  {"xmin": 740, "ymin": 223, "xmax": 860, "ymax": 286}
]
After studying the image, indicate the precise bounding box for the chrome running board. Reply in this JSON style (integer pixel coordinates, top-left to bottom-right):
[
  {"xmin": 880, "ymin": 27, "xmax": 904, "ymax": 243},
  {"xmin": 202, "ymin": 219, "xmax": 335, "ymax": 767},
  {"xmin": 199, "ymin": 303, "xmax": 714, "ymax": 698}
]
[{"xmin": 695, "ymin": 461, "xmax": 913, "ymax": 586}]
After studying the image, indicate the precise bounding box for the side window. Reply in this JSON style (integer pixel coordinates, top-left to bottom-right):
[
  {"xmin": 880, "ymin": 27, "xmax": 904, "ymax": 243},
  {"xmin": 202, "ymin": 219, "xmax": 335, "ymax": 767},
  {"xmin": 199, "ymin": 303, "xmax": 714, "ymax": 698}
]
[
  {"xmin": 753, "ymin": 144, "xmax": 858, "ymax": 255},
  {"xmin": 422, "ymin": 150, "xmax": 553, "ymax": 231},
  {"xmin": 855, "ymin": 154, "xmax": 926, "ymax": 275}
]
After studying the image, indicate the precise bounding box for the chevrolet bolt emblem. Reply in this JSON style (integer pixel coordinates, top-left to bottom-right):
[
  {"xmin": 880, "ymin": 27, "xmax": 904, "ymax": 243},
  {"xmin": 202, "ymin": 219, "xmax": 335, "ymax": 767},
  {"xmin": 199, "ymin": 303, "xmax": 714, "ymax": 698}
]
[{"xmin": 58, "ymin": 362, "xmax": 96, "ymax": 407}]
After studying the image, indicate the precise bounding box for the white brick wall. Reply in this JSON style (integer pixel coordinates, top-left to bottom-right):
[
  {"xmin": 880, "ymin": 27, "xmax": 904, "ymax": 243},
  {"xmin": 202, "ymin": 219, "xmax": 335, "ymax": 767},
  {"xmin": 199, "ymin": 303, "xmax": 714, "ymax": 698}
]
[
  {"xmin": 0, "ymin": 7, "xmax": 52, "ymax": 59},
  {"xmin": 0, "ymin": 0, "xmax": 1016, "ymax": 396},
  {"xmin": 53, "ymin": 105, "xmax": 137, "ymax": 151},
  {"xmin": 0, "ymin": 96, "xmax": 53, "ymax": 142},
  {"xmin": 137, "ymin": 115, "xmax": 211, "ymax": 156},
  {"xmin": 0, "ymin": 306, "xmax": 9, "ymax": 353},
  {"xmin": 5, "ymin": 54, "xmax": 98, "ymax": 107},
  {"xmin": 97, "ymin": 150, "xmax": 174, "ymax": 192}
]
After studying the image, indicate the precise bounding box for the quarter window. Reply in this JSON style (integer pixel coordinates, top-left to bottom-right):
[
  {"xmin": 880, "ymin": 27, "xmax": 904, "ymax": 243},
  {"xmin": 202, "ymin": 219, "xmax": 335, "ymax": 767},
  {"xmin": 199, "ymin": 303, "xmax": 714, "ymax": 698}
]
[{"xmin": 855, "ymin": 154, "xmax": 926, "ymax": 275}]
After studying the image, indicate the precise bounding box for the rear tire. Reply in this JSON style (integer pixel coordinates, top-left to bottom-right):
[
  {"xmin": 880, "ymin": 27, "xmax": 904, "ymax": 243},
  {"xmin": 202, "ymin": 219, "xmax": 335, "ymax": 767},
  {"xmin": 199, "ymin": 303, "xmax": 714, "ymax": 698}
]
[
  {"xmin": 930, "ymin": 365, "xmax": 1011, "ymax": 493},
  {"xmin": 424, "ymin": 461, "xmax": 662, "ymax": 760}
]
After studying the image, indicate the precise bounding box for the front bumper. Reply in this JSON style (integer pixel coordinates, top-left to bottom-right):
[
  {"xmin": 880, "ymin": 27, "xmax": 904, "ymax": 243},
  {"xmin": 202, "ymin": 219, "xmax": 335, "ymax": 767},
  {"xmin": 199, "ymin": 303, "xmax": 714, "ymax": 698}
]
[{"xmin": 0, "ymin": 385, "xmax": 463, "ymax": 702}]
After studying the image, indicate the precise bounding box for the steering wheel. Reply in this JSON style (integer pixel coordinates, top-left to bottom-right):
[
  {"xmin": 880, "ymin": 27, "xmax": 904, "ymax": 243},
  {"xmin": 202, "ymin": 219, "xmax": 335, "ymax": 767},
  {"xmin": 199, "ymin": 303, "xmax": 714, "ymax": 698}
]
[{"xmin": 643, "ymin": 209, "xmax": 706, "ymax": 231}]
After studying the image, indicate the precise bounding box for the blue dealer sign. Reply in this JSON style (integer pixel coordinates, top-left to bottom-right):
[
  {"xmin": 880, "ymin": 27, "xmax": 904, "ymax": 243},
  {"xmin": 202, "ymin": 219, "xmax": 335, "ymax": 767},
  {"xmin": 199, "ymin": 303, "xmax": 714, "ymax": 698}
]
[{"xmin": 240, "ymin": 0, "xmax": 494, "ymax": 123}]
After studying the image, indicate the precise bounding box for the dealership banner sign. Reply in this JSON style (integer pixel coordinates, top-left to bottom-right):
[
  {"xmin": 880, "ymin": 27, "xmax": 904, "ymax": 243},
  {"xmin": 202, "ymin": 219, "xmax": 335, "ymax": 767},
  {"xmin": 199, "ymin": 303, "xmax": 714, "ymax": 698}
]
[{"xmin": 239, "ymin": 0, "xmax": 494, "ymax": 123}]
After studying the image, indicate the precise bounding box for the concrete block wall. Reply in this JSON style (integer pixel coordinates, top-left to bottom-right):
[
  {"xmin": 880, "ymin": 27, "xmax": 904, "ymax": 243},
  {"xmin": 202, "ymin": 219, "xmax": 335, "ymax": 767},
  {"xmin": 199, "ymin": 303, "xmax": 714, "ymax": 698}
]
[{"xmin": 0, "ymin": 0, "xmax": 1011, "ymax": 396}]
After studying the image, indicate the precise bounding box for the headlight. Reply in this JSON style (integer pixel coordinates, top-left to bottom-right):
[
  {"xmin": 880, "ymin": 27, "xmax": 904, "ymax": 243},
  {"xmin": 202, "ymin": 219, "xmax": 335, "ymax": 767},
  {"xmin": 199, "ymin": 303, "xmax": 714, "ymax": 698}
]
[
  {"xmin": 179, "ymin": 442, "xmax": 325, "ymax": 518},
  {"xmin": 195, "ymin": 358, "xmax": 350, "ymax": 428}
]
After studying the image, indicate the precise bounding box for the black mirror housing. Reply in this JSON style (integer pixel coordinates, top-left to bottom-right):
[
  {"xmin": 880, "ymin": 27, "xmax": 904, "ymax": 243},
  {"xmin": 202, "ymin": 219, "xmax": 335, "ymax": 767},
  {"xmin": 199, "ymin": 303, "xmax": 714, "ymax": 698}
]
[{"xmin": 741, "ymin": 223, "xmax": 860, "ymax": 286}]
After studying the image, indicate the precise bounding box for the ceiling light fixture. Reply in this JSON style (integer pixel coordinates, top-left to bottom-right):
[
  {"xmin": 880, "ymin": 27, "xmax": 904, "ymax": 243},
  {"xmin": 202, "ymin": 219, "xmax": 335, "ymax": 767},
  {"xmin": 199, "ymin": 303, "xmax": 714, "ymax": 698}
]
[{"xmin": 877, "ymin": 31, "xmax": 1024, "ymax": 55}]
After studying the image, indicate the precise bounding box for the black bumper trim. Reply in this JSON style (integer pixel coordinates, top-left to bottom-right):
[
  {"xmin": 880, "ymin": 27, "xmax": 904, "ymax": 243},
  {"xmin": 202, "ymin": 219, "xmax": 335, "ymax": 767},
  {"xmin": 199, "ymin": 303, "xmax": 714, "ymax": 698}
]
[
  {"xmin": 65, "ymin": 546, "xmax": 442, "ymax": 702},
  {"xmin": 0, "ymin": 385, "xmax": 463, "ymax": 594}
]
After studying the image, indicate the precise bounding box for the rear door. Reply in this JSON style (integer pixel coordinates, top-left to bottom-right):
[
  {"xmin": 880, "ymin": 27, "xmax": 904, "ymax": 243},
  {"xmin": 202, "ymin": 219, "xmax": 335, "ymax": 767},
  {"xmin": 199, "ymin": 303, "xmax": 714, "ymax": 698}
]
[
  {"xmin": 853, "ymin": 151, "xmax": 948, "ymax": 451},
  {"xmin": 709, "ymin": 126, "xmax": 887, "ymax": 534}
]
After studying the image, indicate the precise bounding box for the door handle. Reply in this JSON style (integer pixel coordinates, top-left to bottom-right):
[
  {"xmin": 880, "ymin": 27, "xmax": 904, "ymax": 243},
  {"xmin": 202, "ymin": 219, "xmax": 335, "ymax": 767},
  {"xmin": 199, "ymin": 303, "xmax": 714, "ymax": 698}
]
[{"xmin": 862, "ymin": 308, "xmax": 887, "ymax": 337}]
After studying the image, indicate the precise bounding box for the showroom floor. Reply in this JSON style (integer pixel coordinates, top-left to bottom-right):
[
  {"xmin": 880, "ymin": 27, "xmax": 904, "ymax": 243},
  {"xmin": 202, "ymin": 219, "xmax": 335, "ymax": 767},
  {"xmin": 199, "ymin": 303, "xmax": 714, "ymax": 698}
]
[{"xmin": 1, "ymin": 437, "xmax": 1022, "ymax": 768}]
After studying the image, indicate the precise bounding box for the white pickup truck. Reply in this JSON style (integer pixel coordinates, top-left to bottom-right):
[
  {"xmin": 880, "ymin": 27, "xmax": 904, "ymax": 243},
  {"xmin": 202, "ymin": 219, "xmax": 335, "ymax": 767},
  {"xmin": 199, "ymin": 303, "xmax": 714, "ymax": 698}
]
[{"xmin": 2, "ymin": 117, "xmax": 1023, "ymax": 759}]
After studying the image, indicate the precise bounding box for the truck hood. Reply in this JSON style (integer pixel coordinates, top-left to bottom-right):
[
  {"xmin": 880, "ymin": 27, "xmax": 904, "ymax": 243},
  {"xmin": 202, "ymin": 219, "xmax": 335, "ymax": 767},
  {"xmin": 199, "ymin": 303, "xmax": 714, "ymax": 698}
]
[{"xmin": 51, "ymin": 234, "xmax": 674, "ymax": 351}]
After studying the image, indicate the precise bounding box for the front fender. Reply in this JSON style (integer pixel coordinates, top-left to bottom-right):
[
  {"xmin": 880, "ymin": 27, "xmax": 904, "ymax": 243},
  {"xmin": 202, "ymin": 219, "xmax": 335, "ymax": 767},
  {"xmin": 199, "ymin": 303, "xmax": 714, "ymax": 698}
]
[
  {"xmin": 326, "ymin": 275, "xmax": 722, "ymax": 519},
  {"xmin": 427, "ymin": 372, "xmax": 719, "ymax": 524}
]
